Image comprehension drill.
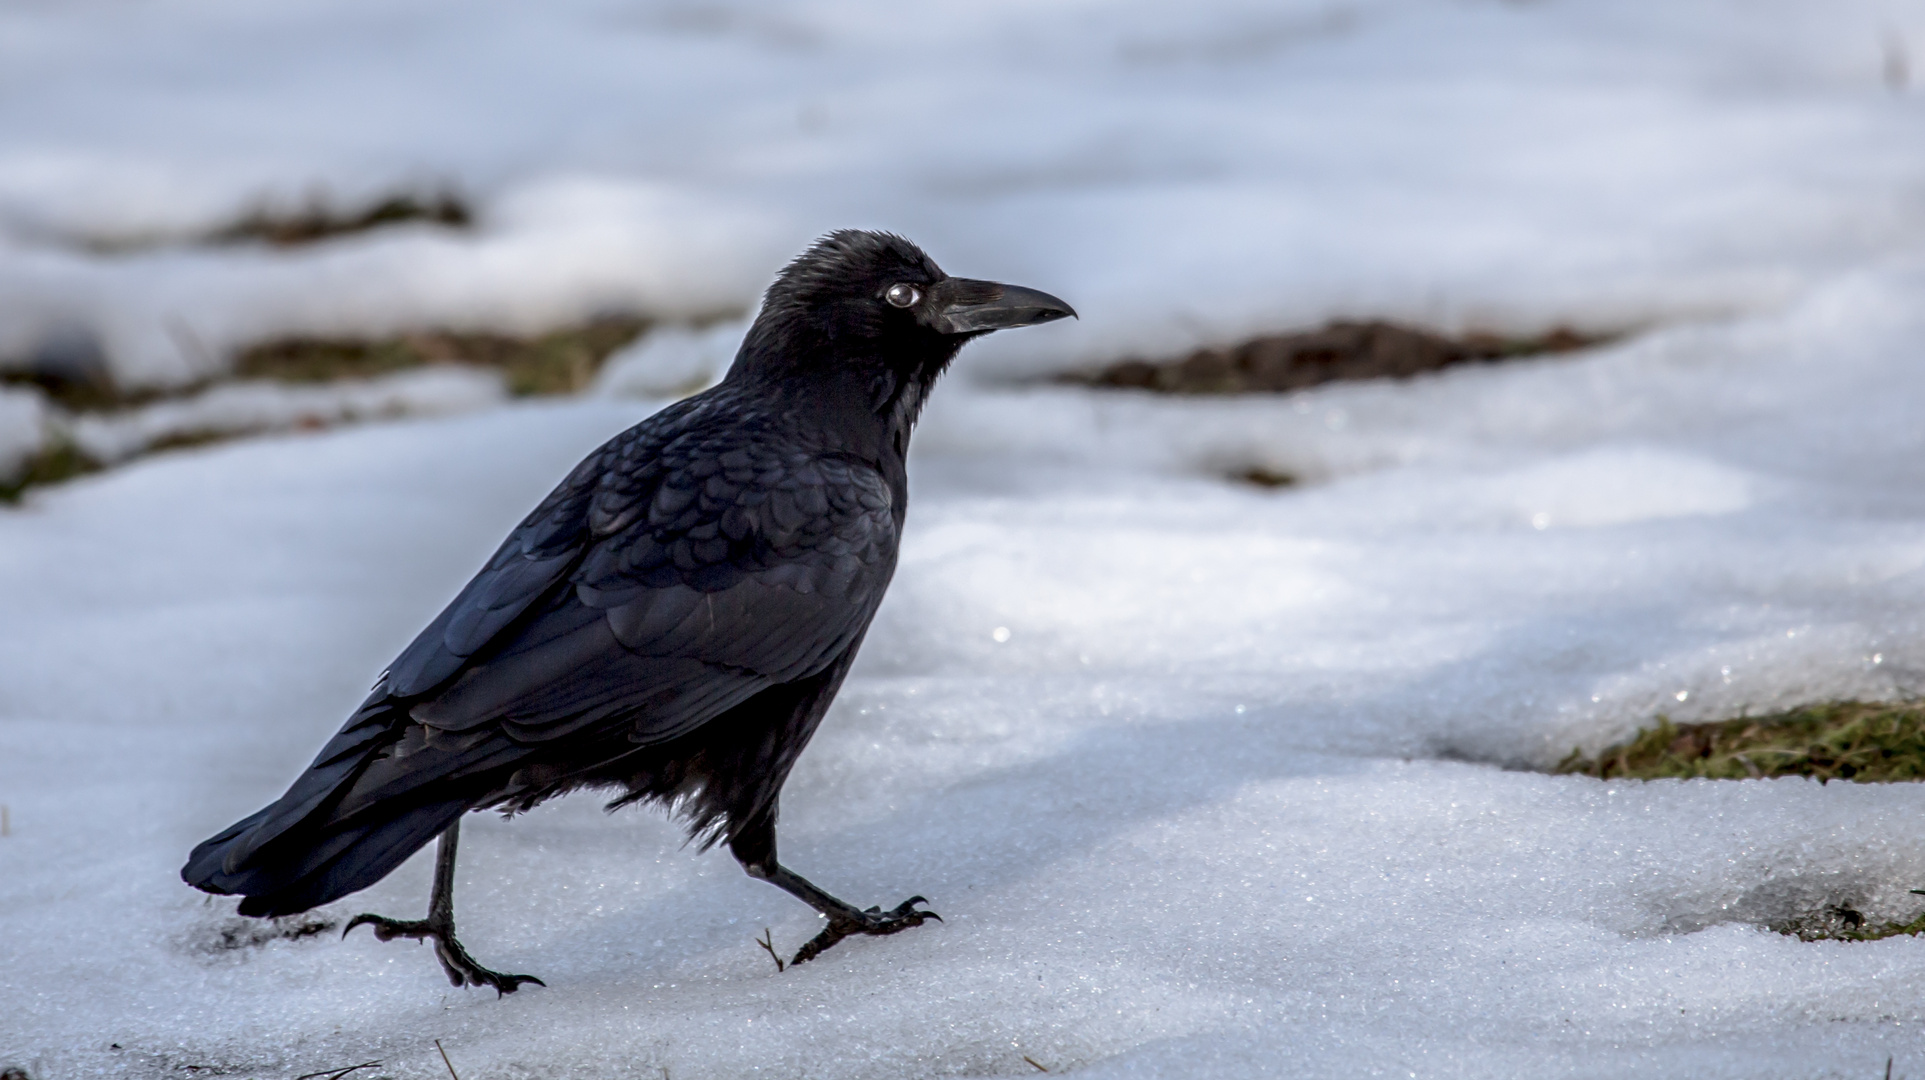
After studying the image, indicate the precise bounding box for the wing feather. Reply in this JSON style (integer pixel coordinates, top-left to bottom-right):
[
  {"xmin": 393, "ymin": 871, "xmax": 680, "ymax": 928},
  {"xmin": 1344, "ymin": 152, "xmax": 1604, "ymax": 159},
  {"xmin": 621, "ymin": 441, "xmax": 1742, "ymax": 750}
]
[{"xmin": 190, "ymin": 393, "xmax": 901, "ymax": 910}]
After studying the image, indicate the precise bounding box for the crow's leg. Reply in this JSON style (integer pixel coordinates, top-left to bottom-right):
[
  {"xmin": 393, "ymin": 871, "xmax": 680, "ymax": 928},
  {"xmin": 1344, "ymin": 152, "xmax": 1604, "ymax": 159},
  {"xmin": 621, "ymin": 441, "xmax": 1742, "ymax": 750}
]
[
  {"xmin": 730, "ymin": 812, "xmax": 939, "ymax": 966},
  {"xmin": 343, "ymin": 819, "xmax": 543, "ymax": 995}
]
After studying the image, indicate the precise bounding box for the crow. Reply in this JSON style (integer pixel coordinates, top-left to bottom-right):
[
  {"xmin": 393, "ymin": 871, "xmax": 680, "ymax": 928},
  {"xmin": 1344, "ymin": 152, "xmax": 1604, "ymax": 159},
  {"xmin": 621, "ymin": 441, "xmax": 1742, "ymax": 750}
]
[{"xmin": 181, "ymin": 230, "xmax": 1074, "ymax": 993}]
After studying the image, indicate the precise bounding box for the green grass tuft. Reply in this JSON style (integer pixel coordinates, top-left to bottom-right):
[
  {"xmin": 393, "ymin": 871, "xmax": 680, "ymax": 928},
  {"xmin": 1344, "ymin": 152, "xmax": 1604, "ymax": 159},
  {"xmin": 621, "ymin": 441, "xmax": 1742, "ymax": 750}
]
[{"xmin": 1555, "ymin": 700, "xmax": 1925, "ymax": 783}]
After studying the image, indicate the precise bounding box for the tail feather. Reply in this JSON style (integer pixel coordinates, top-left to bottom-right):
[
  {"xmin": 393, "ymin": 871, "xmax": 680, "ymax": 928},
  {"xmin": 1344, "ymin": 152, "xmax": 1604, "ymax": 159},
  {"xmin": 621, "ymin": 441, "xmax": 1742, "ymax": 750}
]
[
  {"xmin": 235, "ymin": 799, "xmax": 469, "ymax": 917},
  {"xmin": 182, "ymin": 696, "xmax": 480, "ymax": 917},
  {"xmin": 186, "ymin": 791, "xmax": 470, "ymax": 917},
  {"xmin": 215, "ymin": 698, "xmax": 398, "ymax": 869}
]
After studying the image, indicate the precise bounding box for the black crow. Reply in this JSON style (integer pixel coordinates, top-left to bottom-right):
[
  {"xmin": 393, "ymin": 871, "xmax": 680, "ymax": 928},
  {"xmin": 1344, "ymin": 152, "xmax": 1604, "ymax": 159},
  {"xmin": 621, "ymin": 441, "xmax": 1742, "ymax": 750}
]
[{"xmin": 181, "ymin": 231, "xmax": 1073, "ymax": 993}]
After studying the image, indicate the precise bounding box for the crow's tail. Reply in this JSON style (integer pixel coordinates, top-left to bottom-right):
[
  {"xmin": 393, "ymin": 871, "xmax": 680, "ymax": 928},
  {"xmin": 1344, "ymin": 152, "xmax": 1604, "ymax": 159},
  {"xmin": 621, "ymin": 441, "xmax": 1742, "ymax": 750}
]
[{"xmin": 181, "ymin": 697, "xmax": 471, "ymax": 917}]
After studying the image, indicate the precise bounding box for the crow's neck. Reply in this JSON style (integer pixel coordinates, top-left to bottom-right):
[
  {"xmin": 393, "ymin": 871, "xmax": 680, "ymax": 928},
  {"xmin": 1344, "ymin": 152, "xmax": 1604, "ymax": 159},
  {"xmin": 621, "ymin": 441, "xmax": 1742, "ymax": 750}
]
[{"xmin": 728, "ymin": 332, "xmax": 959, "ymax": 470}]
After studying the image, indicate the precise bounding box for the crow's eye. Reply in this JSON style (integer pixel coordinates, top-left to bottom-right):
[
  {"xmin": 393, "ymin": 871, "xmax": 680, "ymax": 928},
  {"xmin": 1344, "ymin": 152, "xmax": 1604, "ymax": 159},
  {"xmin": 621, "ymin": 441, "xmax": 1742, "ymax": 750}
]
[{"xmin": 885, "ymin": 283, "xmax": 921, "ymax": 308}]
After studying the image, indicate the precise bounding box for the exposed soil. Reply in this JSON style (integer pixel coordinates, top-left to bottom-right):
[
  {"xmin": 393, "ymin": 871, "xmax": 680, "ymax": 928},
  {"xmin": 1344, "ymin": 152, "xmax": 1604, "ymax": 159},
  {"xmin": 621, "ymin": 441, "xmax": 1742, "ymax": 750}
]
[
  {"xmin": 1070, "ymin": 320, "xmax": 1606, "ymax": 395},
  {"xmin": 2, "ymin": 314, "xmax": 649, "ymax": 416},
  {"xmin": 3, "ymin": 369, "xmax": 142, "ymax": 414},
  {"xmin": 236, "ymin": 315, "xmax": 648, "ymax": 397},
  {"xmin": 72, "ymin": 189, "xmax": 473, "ymax": 256},
  {"xmin": 187, "ymin": 914, "xmax": 338, "ymax": 955},
  {"xmin": 1230, "ymin": 465, "xmax": 1300, "ymax": 489},
  {"xmin": 210, "ymin": 190, "xmax": 471, "ymax": 247},
  {"xmin": 79, "ymin": 190, "xmax": 474, "ymax": 254},
  {"xmin": 1, "ymin": 315, "xmax": 648, "ymax": 502}
]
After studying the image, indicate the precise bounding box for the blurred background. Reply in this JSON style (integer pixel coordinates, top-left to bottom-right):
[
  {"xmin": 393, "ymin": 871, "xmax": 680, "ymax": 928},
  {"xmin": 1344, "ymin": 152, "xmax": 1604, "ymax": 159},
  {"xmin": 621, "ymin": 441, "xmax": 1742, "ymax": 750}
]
[{"xmin": 3, "ymin": 0, "xmax": 1923, "ymax": 488}]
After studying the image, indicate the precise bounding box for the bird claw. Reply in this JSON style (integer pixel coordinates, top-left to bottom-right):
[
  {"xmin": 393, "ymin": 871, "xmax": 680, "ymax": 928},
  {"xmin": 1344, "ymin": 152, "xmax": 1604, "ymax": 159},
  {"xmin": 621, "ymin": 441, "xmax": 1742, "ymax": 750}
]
[
  {"xmin": 452, "ymin": 966, "xmax": 546, "ymax": 997},
  {"xmin": 343, "ymin": 913, "xmax": 430, "ymax": 942},
  {"xmin": 790, "ymin": 896, "xmax": 941, "ymax": 966},
  {"xmin": 344, "ymin": 912, "xmax": 544, "ymax": 996}
]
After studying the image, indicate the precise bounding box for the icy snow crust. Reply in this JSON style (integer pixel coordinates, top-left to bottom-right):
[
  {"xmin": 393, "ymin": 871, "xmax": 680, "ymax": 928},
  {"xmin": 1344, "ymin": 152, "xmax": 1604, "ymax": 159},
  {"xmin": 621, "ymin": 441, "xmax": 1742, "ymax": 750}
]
[{"xmin": 8, "ymin": 0, "xmax": 1925, "ymax": 1078}]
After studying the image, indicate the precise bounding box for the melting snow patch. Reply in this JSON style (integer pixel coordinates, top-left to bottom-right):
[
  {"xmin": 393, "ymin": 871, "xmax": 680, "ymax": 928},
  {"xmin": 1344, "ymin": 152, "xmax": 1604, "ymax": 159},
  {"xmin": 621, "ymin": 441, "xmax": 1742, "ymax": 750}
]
[{"xmin": 594, "ymin": 318, "xmax": 749, "ymax": 401}]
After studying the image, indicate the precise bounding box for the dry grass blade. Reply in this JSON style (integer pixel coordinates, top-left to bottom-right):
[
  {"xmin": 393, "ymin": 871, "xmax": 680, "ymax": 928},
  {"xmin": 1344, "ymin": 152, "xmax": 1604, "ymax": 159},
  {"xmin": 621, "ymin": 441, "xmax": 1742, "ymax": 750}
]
[
  {"xmin": 1023, "ymin": 1055, "xmax": 1050, "ymax": 1072},
  {"xmin": 434, "ymin": 1040, "xmax": 460, "ymax": 1080},
  {"xmin": 292, "ymin": 1062, "xmax": 380, "ymax": 1080},
  {"xmin": 755, "ymin": 927, "xmax": 787, "ymax": 972},
  {"xmin": 212, "ymin": 192, "xmax": 471, "ymax": 248}
]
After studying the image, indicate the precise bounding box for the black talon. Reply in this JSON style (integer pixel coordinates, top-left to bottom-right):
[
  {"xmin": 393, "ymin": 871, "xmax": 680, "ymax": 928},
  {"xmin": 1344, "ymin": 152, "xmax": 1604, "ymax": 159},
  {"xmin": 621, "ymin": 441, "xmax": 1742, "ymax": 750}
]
[
  {"xmin": 338, "ymin": 822, "xmax": 543, "ymax": 995},
  {"xmin": 786, "ymin": 895, "xmax": 942, "ymax": 966},
  {"xmin": 343, "ymin": 913, "xmax": 427, "ymax": 942}
]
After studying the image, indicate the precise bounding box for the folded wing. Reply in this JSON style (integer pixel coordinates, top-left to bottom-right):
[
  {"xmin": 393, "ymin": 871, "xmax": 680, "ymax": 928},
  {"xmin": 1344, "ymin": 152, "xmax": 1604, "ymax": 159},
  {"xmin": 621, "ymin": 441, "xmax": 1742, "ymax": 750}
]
[{"xmin": 184, "ymin": 398, "xmax": 899, "ymax": 914}]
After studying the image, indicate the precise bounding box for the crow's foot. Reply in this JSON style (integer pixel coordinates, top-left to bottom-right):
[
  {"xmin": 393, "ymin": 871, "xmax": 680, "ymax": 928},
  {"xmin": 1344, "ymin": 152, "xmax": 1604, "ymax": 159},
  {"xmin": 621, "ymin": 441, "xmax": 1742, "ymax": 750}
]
[
  {"xmin": 343, "ymin": 913, "xmax": 545, "ymax": 996},
  {"xmin": 791, "ymin": 896, "xmax": 941, "ymax": 966}
]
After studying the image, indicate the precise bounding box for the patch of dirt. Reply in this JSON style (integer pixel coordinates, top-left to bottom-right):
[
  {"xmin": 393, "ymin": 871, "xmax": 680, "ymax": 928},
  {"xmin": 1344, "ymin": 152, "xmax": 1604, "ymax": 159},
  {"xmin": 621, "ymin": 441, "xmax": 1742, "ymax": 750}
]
[
  {"xmin": 1, "ymin": 371, "xmax": 122, "ymax": 415},
  {"xmin": 2, "ymin": 315, "xmax": 648, "ymax": 503},
  {"xmin": 212, "ymin": 191, "xmax": 471, "ymax": 248},
  {"xmin": 1069, "ymin": 320, "xmax": 1607, "ymax": 395},
  {"xmin": 237, "ymin": 315, "xmax": 649, "ymax": 397},
  {"xmin": 3, "ymin": 314, "xmax": 649, "ymax": 417},
  {"xmin": 80, "ymin": 189, "xmax": 473, "ymax": 254},
  {"xmin": 1229, "ymin": 465, "xmax": 1299, "ymax": 489},
  {"xmin": 185, "ymin": 913, "xmax": 338, "ymax": 955}
]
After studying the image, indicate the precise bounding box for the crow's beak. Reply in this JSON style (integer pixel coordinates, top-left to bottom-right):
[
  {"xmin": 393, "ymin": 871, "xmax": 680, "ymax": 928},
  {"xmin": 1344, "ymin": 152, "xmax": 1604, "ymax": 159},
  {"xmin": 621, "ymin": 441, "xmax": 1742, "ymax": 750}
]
[{"xmin": 930, "ymin": 278, "xmax": 1077, "ymax": 335}]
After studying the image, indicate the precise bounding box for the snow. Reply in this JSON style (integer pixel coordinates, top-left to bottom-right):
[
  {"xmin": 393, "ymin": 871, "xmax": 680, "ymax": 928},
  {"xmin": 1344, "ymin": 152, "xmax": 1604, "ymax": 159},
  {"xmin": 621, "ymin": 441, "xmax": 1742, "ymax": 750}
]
[
  {"xmin": 65, "ymin": 367, "xmax": 508, "ymax": 466},
  {"xmin": 7, "ymin": 1, "xmax": 1925, "ymax": 1078},
  {"xmin": 0, "ymin": 386, "xmax": 51, "ymax": 483},
  {"xmin": 594, "ymin": 318, "xmax": 751, "ymax": 401}
]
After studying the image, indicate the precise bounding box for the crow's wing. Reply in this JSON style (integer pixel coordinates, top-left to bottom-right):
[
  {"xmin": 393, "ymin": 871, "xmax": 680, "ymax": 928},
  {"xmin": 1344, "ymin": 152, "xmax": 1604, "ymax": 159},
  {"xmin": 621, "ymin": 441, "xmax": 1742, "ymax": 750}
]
[
  {"xmin": 406, "ymin": 434, "xmax": 896, "ymax": 729},
  {"xmin": 199, "ymin": 417, "xmax": 632, "ymax": 879},
  {"xmin": 199, "ymin": 402, "xmax": 899, "ymax": 894}
]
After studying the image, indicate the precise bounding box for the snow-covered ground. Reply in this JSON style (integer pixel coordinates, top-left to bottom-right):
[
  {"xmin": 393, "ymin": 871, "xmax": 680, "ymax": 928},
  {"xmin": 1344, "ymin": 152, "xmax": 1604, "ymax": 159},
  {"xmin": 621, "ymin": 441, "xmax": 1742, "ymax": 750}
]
[{"xmin": 7, "ymin": 1, "xmax": 1925, "ymax": 1078}]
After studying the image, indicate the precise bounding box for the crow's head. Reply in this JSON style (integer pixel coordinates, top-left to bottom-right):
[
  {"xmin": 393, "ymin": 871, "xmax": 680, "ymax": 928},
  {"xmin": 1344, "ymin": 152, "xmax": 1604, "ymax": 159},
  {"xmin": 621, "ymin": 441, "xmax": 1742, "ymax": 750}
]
[{"xmin": 731, "ymin": 230, "xmax": 1074, "ymax": 393}]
